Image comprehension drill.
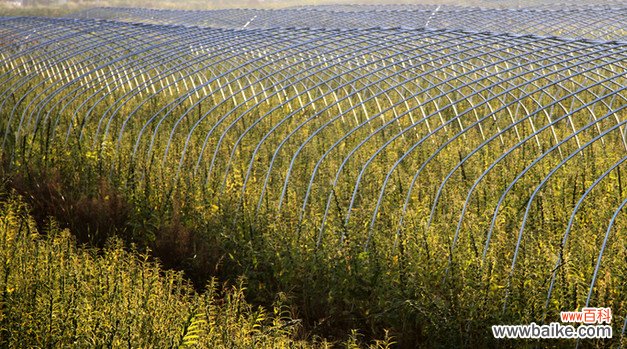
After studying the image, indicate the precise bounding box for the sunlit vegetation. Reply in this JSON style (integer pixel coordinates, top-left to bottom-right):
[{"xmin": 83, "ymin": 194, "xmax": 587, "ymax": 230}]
[
  {"xmin": 0, "ymin": 193, "xmax": 402, "ymax": 348},
  {"xmin": 0, "ymin": 4, "xmax": 626, "ymax": 348}
]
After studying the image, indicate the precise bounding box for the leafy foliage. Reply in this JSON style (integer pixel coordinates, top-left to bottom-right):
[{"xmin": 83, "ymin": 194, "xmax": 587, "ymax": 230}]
[
  {"xmin": 0, "ymin": 7, "xmax": 625, "ymax": 348},
  {"xmin": 0, "ymin": 194, "xmax": 345, "ymax": 348}
]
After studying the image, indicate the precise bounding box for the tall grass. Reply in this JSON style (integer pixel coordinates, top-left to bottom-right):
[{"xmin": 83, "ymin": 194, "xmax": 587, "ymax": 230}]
[{"xmin": 0, "ymin": 193, "xmax": 401, "ymax": 348}]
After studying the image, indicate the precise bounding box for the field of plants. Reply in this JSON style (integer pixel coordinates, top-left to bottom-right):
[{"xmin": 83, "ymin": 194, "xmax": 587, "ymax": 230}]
[{"xmin": 1, "ymin": 2, "xmax": 626, "ymax": 348}]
